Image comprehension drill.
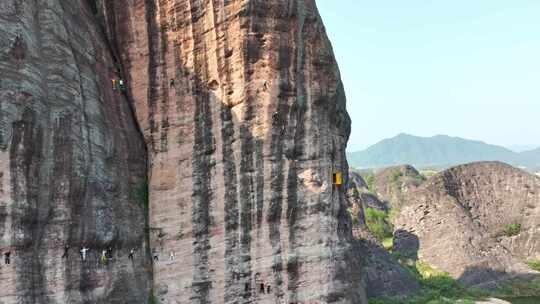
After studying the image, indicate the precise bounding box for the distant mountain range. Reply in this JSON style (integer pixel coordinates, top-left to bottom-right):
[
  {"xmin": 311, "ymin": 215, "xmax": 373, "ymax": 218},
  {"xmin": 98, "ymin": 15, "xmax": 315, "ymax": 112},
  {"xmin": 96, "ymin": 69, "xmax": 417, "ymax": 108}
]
[
  {"xmin": 508, "ymin": 144, "xmax": 539, "ymax": 153},
  {"xmin": 347, "ymin": 133, "xmax": 540, "ymax": 169}
]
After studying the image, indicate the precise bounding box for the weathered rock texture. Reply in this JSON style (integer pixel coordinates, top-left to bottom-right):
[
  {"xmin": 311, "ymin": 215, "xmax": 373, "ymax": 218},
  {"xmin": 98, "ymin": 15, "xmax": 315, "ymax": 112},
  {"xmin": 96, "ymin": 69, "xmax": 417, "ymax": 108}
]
[
  {"xmin": 394, "ymin": 162, "xmax": 540, "ymax": 287},
  {"xmin": 348, "ymin": 171, "xmax": 368, "ymax": 192},
  {"xmin": 0, "ymin": 0, "xmax": 151, "ymax": 303},
  {"xmin": 373, "ymin": 165, "xmax": 424, "ymax": 210},
  {"xmin": 352, "ymin": 228, "xmax": 420, "ymax": 299},
  {"xmin": 101, "ymin": 0, "xmax": 366, "ymax": 303},
  {"xmin": 346, "ymin": 171, "xmax": 419, "ymax": 299}
]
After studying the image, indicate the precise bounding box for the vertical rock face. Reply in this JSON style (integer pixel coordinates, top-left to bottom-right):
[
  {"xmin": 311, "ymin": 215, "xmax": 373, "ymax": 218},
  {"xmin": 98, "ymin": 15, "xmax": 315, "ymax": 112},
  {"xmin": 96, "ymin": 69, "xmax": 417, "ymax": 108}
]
[
  {"xmin": 105, "ymin": 0, "xmax": 365, "ymax": 303},
  {"xmin": 0, "ymin": 1, "xmax": 150, "ymax": 303}
]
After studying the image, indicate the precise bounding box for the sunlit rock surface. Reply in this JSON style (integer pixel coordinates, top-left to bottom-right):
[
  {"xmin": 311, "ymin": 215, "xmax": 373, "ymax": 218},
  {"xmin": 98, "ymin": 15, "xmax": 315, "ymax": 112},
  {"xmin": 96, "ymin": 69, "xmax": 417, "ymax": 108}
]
[
  {"xmin": 0, "ymin": 0, "xmax": 151, "ymax": 303},
  {"xmin": 103, "ymin": 0, "xmax": 366, "ymax": 303}
]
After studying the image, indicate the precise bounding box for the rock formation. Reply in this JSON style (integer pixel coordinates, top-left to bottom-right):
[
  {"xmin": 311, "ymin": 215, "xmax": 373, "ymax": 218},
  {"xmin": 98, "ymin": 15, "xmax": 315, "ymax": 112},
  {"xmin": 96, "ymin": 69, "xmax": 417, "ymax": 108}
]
[
  {"xmin": 1, "ymin": 0, "xmax": 367, "ymax": 302},
  {"xmin": 0, "ymin": 0, "xmax": 151, "ymax": 303},
  {"xmin": 353, "ymin": 230, "xmax": 420, "ymax": 299},
  {"xmin": 394, "ymin": 161, "xmax": 540, "ymax": 287},
  {"xmin": 373, "ymin": 165, "xmax": 424, "ymax": 210},
  {"xmin": 348, "ymin": 171, "xmax": 368, "ymax": 191},
  {"xmin": 101, "ymin": 0, "xmax": 366, "ymax": 303},
  {"xmin": 346, "ymin": 170, "xmax": 419, "ymax": 299}
]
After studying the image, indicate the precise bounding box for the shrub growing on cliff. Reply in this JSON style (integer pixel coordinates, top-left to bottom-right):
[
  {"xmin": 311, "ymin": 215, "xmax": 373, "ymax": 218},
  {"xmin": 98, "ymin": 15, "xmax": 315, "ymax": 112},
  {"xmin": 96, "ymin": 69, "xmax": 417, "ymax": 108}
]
[
  {"xmin": 347, "ymin": 208, "xmax": 360, "ymax": 226},
  {"xmin": 364, "ymin": 207, "xmax": 393, "ymax": 241},
  {"xmin": 382, "ymin": 237, "xmax": 393, "ymax": 250},
  {"xmin": 361, "ymin": 171, "xmax": 376, "ymax": 192},
  {"xmin": 502, "ymin": 223, "xmax": 521, "ymax": 237},
  {"xmin": 148, "ymin": 294, "xmax": 159, "ymax": 304},
  {"xmin": 389, "ymin": 170, "xmax": 402, "ymax": 185},
  {"xmin": 527, "ymin": 259, "xmax": 540, "ymax": 272}
]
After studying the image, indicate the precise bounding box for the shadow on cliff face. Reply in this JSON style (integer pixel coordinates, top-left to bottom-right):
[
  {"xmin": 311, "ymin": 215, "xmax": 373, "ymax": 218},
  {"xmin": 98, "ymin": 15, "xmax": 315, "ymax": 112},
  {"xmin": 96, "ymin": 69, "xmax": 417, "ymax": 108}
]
[{"xmin": 392, "ymin": 229, "xmax": 419, "ymax": 261}]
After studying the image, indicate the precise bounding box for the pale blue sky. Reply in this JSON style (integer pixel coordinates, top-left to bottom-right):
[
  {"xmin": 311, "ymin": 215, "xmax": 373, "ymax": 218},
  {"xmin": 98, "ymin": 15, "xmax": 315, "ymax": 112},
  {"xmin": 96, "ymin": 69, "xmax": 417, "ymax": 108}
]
[{"xmin": 315, "ymin": 1, "xmax": 540, "ymax": 151}]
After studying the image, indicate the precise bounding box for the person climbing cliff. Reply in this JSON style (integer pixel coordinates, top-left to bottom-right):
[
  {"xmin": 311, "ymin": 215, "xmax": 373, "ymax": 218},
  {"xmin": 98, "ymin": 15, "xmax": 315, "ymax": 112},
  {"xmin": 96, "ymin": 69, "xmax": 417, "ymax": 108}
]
[
  {"xmin": 119, "ymin": 79, "xmax": 125, "ymax": 91},
  {"xmin": 62, "ymin": 244, "xmax": 70, "ymax": 259},
  {"xmin": 153, "ymin": 250, "xmax": 159, "ymax": 262},
  {"xmin": 112, "ymin": 79, "xmax": 117, "ymax": 91},
  {"xmin": 128, "ymin": 248, "xmax": 135, "ymax": 261},
  {"xmin": 272, "ymin": 111, "xmax": 279, "ymax": 124},
  {"xmin": 101, "ymin": 250, "xmax": 108, "ymax": 264},
  {"xmin": 169, "ymin": 251, "xmax": 175, "ymax": 261},
  {"xmin": 4, "ymin": 251, "xmax": 11, "ymax": 265},
  {"xmin": 107, "ymin": 247, "xmax": 113, "ymax": 260},
  {"xmin": 80, "ymin": 246, "xmax": 89, "ymax": 261}
]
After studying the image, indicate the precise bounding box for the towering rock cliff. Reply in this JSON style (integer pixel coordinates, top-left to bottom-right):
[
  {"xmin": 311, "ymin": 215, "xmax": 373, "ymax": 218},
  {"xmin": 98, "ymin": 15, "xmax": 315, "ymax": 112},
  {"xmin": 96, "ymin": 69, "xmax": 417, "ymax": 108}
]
[
  {"xmin": 102, "ymin": 0, "xmax": 364, "ymax": 303},
  {"xmin": 0, "ymin": 0, "xmax": 151, "ymax": 303},
  {"xmin": 0, "ymin": 0, "xmax": 363, "ymax": 303}
]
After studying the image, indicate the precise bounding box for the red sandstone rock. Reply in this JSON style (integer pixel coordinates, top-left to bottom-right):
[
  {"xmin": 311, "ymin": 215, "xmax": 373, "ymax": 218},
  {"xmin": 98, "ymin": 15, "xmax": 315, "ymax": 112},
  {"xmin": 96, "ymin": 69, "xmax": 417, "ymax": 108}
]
[
  {"xmin": 0, "ymin": 1, "xmax": 150, "ymax": 303},
  {"xmin": 104, "ymin": 0, "xmax": 365, "ymax": 303},
  {"xmin": 0, "ymin": 0, "xmax": 366, "ymax": 303}
]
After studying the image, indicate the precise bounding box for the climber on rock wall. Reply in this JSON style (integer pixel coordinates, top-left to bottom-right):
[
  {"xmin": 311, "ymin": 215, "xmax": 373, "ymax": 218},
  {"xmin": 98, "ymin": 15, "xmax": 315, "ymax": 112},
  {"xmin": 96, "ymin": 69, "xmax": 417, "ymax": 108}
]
[
  {"xmin": 62, "ymin": 244, "xmax": 70, "ymax": 259},
  {"xmin": 119, "ymin": 79, "xmax": 125, "ymax": 91},
  {"xmin": 101, "ymin": 250, "xmax": 108, "ymax": 264},
  {"xmin": 112, "ymin": 79, "xmax": 117, "ymax": 91},
  {"xmin": 272, "ymin": 111, "xmax": 279, "ymax": 124},
  {"xmin": 107, "ymin": 247, "xmax": 113, "ymax": 259},
  {"xmin": 80, "ymin": 246, "xmax": 89, "ymax": 261},
  {"xmin": 128, "ymin": 248, "xmax": 135, "ymax": 261},
  {"xmin": 4, "ymin": 251, "xmax": 11, "ymax": 265}
]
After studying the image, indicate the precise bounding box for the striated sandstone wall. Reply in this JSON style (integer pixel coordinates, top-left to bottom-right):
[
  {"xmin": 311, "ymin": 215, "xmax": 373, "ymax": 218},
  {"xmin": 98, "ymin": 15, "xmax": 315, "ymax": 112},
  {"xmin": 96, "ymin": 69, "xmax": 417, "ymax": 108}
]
[
  {"xmin": 0, "ymin": 0, "xmax": 151, "ymax": 303},
  {"xmin": 103, "ymin": 0, "xmax": 366, "ymax": 303}
]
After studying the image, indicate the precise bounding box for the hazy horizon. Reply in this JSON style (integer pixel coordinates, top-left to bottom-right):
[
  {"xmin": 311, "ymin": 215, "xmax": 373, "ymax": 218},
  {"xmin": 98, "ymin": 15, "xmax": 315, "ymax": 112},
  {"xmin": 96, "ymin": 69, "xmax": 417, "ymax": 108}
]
[
  {"xmin": 316, "ymin": 1, "xmax": 540, "ymax": 152},
  {"xmin": 348, "ymin": 132, "xmax": 539, "ymax": 152}
]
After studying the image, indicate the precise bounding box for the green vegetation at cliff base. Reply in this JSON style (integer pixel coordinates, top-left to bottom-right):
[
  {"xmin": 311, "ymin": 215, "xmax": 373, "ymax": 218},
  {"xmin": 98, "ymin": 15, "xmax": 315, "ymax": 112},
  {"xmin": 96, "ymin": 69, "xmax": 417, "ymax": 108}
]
[
  {"xmin": 369, "ymin": 258, "xmax": 540, "ymax": 304},
  {"xmin": 364, "ymin": 207, "xmax": 393, "ymax": 242}
]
